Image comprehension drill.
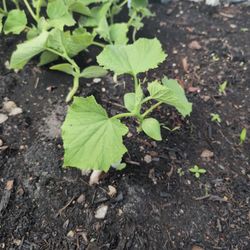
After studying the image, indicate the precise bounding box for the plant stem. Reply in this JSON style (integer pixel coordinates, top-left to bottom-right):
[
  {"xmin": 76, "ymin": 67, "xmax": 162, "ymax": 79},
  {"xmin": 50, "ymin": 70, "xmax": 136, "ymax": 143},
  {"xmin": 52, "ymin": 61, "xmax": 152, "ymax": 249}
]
[
  {"xmin": 112, "ymin": 112, "xmax": 135, "ymax": 119},
  {"xmin": 66, "ymin": 76, "xmax": 80, "ymax": 103},
  {"xmin": 2, "ymin": 0, "xmax": 7, "ymax": 12},
  {"xmin": 133, "ymin": 74, "xmax": 138, "ymax": 89},
  {"xmin": 92, "ymin": 41, "xmax": 106, "ymax": 48},
  {"xmin": 35, "ymin": 0, "xmax": 43, "ymax": 20},
  {"xmin": 23, "ymin": 0, "xmax": 37, "ymax": 22},
  {"xmin": 142, "ymin": 101, "xmax": 163, "ymax": 118},
  {"xmin": 118, "ymin": 0, "xmax": 128, "ymax": 9},
  {"xmin": 141, "ymin": 96, "xmax": 153, "ymax": 104}
]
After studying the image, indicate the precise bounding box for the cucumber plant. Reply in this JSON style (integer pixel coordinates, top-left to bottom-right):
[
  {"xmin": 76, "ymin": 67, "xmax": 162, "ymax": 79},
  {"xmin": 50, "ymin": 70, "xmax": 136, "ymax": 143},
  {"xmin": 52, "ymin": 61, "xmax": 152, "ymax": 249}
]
[
  {"xmin": 3, "ymin": 0, "xmax": 151, "ymax": 101},
  {"xmin": 62, "ymin": 38, "xmax": 192, "ymax": 172}
]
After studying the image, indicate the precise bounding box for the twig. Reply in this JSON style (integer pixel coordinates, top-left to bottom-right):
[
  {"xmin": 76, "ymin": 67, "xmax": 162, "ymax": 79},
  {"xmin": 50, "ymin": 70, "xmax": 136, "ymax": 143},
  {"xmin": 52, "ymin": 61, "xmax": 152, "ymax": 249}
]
[{"xmin": 55, "ymin": 196, "xmax": 75, "ymax": 217}]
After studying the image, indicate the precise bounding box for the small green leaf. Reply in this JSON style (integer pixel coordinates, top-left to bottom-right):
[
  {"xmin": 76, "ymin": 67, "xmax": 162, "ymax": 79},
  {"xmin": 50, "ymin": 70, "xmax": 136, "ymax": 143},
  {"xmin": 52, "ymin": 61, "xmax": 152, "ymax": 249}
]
[
  {"xmin": 50, "ymin": 63, "xmax": 75, "ymax": 76},
  {"xmin": 80, "ymin": 66, "xmax": 107, "ymax": 78},
  {"xmin": 39, "ymin": 51, "xmax": 59, "ymax": 66},
  {"xmin": 97, "ymin": 38, "xmax": 166, "ymax": 76},
  {"xmin": 142, "ymin": 118, "xmax": 162, "ymax": 141},
  {"xmin": 4, "ymin": 9, "xmax": 27, "ymax": 34},
  {"xmin": 148, "ymin": 77, "xmax": 192, "ymax": 117},
  {"xmin": 47, "ymin": 0, "xmax": 67, "ymax": 19},
  {"xmin": 109, "ymin": 23, "xmax": 128, "ymax": 45},
  {"xmin": 124, "ymin": 93, "xmax": 135, "ymax": 112},
  {"xmin": 219, "ymin": 80, "xmax": 227, "ymax": 94},
  {"xmin": 62, "ymin": 96, "xmax": 128, "ymax": 172},
  {"xmin": 69, "ymin": 2, "xmax": 91, "ymax": 16},
  {"xmin": 240, "ymin": 128, "xmax": 247, "ymax": 144},
  {"xmin": 189, "ymin": 165, "xmax": 206, "ymax": 178},
  {"xmin": 10, "ymin": 31, "xmax": 49, "ymax": 69}
]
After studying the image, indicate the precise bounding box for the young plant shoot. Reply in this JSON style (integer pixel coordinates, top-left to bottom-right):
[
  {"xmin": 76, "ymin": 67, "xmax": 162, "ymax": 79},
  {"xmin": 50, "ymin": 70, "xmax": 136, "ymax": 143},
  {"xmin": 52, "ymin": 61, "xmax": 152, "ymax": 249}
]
[{"xmin": 62, "ymin": 38, "xmax": 192, "ymax": 175}]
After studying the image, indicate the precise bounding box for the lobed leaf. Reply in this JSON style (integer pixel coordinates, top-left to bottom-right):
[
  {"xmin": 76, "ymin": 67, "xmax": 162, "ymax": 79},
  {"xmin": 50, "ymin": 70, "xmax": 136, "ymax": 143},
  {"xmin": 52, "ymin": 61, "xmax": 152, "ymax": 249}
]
[
  {"xmin": 97, "ymin": 38, "xmax": 166, "ymax": 76},
  {"xmin": 148, "ymin": 77, "xmax": 192, "ymax": 117},
  {"xmin": 4, "ymin": 9, "xmax": 27, "ymax": 35},
  {"xmin": 62, "ymin": 96, "xmax": 128, "ymax": 172}
]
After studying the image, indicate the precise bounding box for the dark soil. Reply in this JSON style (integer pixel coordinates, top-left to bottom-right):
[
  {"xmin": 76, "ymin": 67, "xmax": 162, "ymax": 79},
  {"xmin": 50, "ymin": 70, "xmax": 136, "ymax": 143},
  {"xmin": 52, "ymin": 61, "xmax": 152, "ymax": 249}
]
[{"xmin": 1, "ymin": 1, "xmax": 250, "ymax": 249}]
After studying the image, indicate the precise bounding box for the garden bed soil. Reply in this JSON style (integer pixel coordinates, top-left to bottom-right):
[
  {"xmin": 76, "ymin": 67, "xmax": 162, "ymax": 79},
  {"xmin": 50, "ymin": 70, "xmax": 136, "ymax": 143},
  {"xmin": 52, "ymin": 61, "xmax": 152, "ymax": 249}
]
[{"xmin": 0, "ymin": 1, "xmax": 250, "ymax": 249}]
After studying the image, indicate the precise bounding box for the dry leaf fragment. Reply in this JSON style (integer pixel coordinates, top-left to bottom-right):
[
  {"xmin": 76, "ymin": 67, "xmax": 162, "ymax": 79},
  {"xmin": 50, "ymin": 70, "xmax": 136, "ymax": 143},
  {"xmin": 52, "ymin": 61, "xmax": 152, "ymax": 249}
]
[
  {"xmin": 182, "ymin": 57, "xmax": 189, "ymax": 73},
  {"xmin": 188, "ymin": 41, "xmax": 202, "ymax": 50},
  {"xmin": 201, "ymin": 149, "xmax": 214, "ymax": 160}
]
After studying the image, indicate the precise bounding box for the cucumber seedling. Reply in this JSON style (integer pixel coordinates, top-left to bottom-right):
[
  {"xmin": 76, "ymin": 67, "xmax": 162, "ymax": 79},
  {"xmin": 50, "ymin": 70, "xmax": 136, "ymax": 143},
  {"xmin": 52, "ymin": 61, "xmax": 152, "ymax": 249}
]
[{"xmin": 62, "ymin": 38, "xmax": 192, "ymax": 173}]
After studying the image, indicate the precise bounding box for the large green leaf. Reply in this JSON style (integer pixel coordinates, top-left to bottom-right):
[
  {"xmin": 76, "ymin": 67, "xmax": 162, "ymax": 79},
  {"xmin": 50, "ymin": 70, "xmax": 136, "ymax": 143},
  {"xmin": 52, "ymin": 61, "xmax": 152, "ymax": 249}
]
[
  {"xmin": 97, "ymin": 38, "xmax": 166, "ymax": 76},
  {"xmin": 62, "ymin": 96, "xmax": 128, "ymax": 172},
  {"xmin": 148, "ymin": 77, "xmax": 192, "ymax": 117},
  {"xmin": 10, "ymin": 31, "xmax": 49, "ymax": 69},
  {"xmin": 4, "ymin": 9, "xmax": 27, "ymax": 34}
]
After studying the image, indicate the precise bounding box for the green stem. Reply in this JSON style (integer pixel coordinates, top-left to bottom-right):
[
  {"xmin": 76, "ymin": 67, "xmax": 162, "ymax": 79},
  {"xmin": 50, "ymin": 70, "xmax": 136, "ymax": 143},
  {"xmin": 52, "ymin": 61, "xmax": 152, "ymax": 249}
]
[
  {"xmin": 142, "ymin": 101, "xmax": 163, "ymax": 118},
  {"xmin": 3, "ymin": 0, "xmax": 7, "ymax": 12},
  {"xmin": 141, "ymin": 96, "xmax": 153, "ymax": 104},
  {"xmin": 35, "ymin": 0, "xmax": 43, "ymax": 20},
  {"xmin": 112, "ymin": 112, "xmax": 135, "ymax": 119},
  {"xmin": 118, "ymin": 0, "xmax": 128, "ymax": 9},
  {"xmin": 92, "ymin": 41, "xmax": 106, "ymax": 48},
  {"xmin": 133, "ymin": 74, "xmax": 138, "ymax": 89},
  {"xmin": 23, "ymin": 0, "xmax": 37, "ymax": 22},
  {"xmin": 66, "ymin": 76, "xmax": 80, "ymax": 103}
]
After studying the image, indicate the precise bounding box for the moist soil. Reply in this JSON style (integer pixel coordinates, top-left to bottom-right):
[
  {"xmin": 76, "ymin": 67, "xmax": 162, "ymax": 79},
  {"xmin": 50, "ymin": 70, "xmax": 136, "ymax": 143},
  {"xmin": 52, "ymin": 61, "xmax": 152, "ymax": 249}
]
[{"xmin": 0, "ymin": 1, "xmax": 250, "ymax": 249}]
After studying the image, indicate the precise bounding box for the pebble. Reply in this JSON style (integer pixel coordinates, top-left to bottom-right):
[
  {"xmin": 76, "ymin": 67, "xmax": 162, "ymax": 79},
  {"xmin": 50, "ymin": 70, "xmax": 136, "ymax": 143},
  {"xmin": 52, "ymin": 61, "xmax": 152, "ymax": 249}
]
[
  {"xmin": 77, "ymin": 194, "xmax": 85, "ymax": 204},
  {"xmin": 67, "ymin": 230, "xmax": 75, "ymax": 238},
  {"xmin": 3, "ymin": 101, "xmax": 17, "ymax": 113},
  {"xmin": 107, "ymin": 185, "xmax": 117, "ymax": 198},
  {"xmin": 9, "ymin": 107, "xmax": 23, "ymax": 116},
  {"xmin": 0, "ymin": 139, "xmax": 3, "ymax": 147},
  {"xmin": 144, "ymin": 154, "xmax": 152, "ymax": 163},
  {"xmin": 0, "ymin": 113, "xmax": 8, "ymax": 124},
  {"xmin": 93, "ymin": 78, "xmax": 101, "ymax": 83},
  {"xmin": 95, "ymin": 205, "xmax": 108, "ymax": 219}
]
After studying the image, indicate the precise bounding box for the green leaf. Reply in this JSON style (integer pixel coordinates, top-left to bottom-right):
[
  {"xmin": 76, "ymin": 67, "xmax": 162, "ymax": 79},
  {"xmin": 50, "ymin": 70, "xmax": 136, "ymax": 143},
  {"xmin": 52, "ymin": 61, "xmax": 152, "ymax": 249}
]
[
  {"xmin": 47, "ymin": 0, "xmax": 67, "ymax": 19},
  {"xmin": 148, "ymin": 77, "xmax": 192, "ymax": 117},
  {"xmin": 10, "ymin": 31, "xmax": 49, "ymax": 69},
  {"xmin": 3, "ymin": 9, "xmax": 27, "ymax": 35},
  {"xmin": 132, "ymin": 0, "xmax": 148, "ymax": 9},
  {"xmin": 109, "ymin": 23, "xmax": 128, "ymax": 45},
  {"xmin": 39, "ymin": 51, "xmax": 59, "ymax": 66},
  {"xmin": 69, "ymin": 2, "xmax": 91, "ymax": 16},
  {"xmin": 47, "ymin": 0, "xmax": 75, "ymax": 30},
  {"xmin": 124, "ymin": 84, "xmax": 143, "ymax": 112},
  {"xmin": 240, "ymin": 128, "xmax": 247, "ymax": 144},
  {"xmin": 0, "ymin": 14, "xmax": 4, "ymax": 32},
  {"xmin": 80, "ymin": 2, "xmax": 112, "ymax": 27},
  {"xmin": 124, "ymin": 93, "xmax": 135, "ymax": 112},
  {"xmin": 97, "ymin": 38, "xmax": 166, "ymax": 76},
  {"xmin": 62, "ymin": 96, "xmax": 128, "ymax": 172},
  {"xmin": 50, "ymin": 63, "xmax": 75, "ymax": 76},
  {"xmin": 142, "ymin": 118, "xmax": 162, "ymax": 141},
  {"xmin": 80, "ymin": 66, "xmax": 107, "ymax": 78}
]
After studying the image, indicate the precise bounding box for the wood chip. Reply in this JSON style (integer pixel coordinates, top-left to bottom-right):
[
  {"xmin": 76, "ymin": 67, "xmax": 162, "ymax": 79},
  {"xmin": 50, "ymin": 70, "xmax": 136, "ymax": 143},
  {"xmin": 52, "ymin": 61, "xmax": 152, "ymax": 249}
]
[
  {"xmin": 182, "ymin": 57, "xmax": 189, "ymax": 73},
  {"xmin": 188, "ymin": 41, "xmax": 202, "ymax": 50},
  {"xmin": 201, "ymin": 149, "xmax": 214, "ymax": 160},
  {"xmin": 107, "ymin": 185, "xmax": 117, "ymax": 198}
]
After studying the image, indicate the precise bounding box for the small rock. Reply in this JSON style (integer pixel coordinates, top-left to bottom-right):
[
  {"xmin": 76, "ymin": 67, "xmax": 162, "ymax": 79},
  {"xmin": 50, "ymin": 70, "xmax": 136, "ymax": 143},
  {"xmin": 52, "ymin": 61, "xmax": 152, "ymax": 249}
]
[
  {"xmin": 144, "ymin": 154, "xmax": 152, "ymax": 163},
  {"xmin": 67, "ymin": 230, "xmax": 75, "ymax": 238},
  {"xmin": 0, "ymin": 114, "xmax": 8, "ymax": 124},
  {"xmin": 107, "ymin": 185, "xmax": 117, "ymax": 198},
  {"xmin": 95, "ymin": 205, "xmax": 108, "ymax": 219},
  {"xmin": 93, "ymin": 78, "xmax": 101, "ymax": 83},
  {"xmin": 13, "ymin": 239, "xmax": 22, "ymax": 246},
  {"xmin": 0, "ymin": 139, "xmax": 3, "ymax": 147},
  {"xmin": 201, "ymin": 149, "xmax": 214, "ymax": 160},
  {"xmin": 3, "ymin": 101, "xmax": 17, "ymax": 113},
  {"xmin": 9, "ymin": 107, "xmax": 23, "ymax": 116},
  {"xmin": 77, "ymin": 194, "xmax": 85, "ymax": 204}
]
